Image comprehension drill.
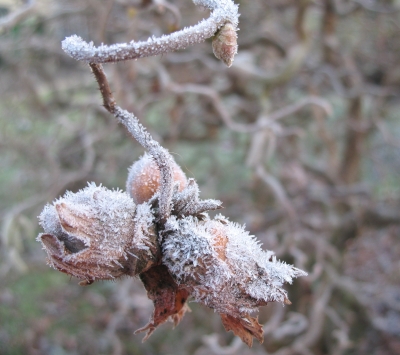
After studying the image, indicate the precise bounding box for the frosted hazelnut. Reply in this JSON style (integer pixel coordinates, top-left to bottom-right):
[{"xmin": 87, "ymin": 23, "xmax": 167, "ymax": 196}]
[
  {"xmin": 37, "ymin": 184, "xmax": 159, "ymax": 283},
  {"xmin": 126, "ymin": 153, "xmax": 188, "ymax": 204},
  {"xmin": 163, "ymin": 215, "xmax": 306, "ymax": 317}
]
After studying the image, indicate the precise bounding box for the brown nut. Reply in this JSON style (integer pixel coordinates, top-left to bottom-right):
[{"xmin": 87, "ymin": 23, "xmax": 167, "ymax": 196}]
[{"xmin": 126, "ymin": 153, "xmax": 187, "ymax": 204}]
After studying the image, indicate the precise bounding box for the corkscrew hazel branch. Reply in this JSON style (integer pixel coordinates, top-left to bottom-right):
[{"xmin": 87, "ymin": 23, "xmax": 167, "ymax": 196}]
[
  {"xmin": 89, "ymin": 63, "xmax": 174, "ymax": 225},
  {"xmin": 39, "ymin": 2, "xmax": 310, "ymax": 347},
  {"xmin": 62, "ymin": 0, "xmax": 239, "ymax": 66}
]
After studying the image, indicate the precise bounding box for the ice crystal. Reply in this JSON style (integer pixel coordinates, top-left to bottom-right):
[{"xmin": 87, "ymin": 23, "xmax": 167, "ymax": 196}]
[{"xmin": 133, "ymin": 202, "xmax": 157, "ymax": 251}]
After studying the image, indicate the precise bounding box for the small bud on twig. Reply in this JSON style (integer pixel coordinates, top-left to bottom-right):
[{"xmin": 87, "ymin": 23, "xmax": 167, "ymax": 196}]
[
  {"xmin": 212, "ymin": 23, "xmax": 238, "ymax": 67},
  {"xmin": 61, "ymin": 0, "xmax": 239, "ymax": 64}
]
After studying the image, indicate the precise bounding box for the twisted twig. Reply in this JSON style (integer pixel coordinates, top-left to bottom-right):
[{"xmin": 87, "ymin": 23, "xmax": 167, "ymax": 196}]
[{"xmin": 62, "ymin": 0, "xmax": 239, "ymax": 64}]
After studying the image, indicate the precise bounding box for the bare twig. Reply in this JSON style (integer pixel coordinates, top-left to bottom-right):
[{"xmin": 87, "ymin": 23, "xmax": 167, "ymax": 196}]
[
  {"xmin": 256, "ymin": 165, "xmax": 297, "ymax": 219},
  {"xmin": 166, "ymin": 79, "xmax": 332, "ymax": 133}
]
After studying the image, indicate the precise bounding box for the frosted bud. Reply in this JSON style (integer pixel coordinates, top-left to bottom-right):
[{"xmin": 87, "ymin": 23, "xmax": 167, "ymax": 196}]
[
  {"xmin": 212, "ymin": 23, "xmax": 238, "ymax": 67},
  {"xmin": 126, "ymin": 153, "xmax": 187, "ymax": 204},
  {"xmin": 37, "ymin": 183, "xmax": 159, "ymax": 284}
]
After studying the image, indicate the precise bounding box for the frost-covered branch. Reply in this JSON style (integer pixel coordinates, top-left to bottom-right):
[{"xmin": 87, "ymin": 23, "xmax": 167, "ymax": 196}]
[
  {"xmin": 62, "ymin": 0, "xmax": 239, "ymax": 66},
  {"xmin": 89, "ymin": 63, "xmax": 174, "ymax": 225}
]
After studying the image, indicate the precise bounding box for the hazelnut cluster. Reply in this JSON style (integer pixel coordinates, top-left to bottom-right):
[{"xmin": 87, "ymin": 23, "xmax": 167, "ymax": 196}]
[{"xmin": 38, "ymin": 152, "xmax": 306, "ymax": 346}]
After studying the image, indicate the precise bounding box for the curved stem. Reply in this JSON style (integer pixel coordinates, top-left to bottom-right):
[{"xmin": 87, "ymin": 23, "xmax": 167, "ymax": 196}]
[
  {"xmin": 89, "ymin": 63, "xmax": 173, "ymax": 225},
  {"xmin": 62, "ymin": 0, "xmax": 239, "ymax": 64}
]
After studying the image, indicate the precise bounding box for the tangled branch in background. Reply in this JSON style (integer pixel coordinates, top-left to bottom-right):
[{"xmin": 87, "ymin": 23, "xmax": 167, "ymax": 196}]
[{"xmin": 36, "ymin": 0, "xmax": 306, "ymax": 347}]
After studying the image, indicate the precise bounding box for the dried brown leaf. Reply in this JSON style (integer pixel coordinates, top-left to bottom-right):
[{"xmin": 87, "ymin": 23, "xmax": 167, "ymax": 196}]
[
  {"xmin": 220, "ymin": 313, "xmax": 264, "ymax": 347},
  {"xmin": 136, "ymin": 265, "xmax": 190, "ymax": 341}
]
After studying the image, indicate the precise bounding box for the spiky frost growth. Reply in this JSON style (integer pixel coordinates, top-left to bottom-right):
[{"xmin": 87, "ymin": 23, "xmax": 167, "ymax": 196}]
[
  {"xmin": 37, "ymin": 183, "xmax": 158, "ymax": 284},
  {"xmin": 133, "ymin": 202, "xmax": 159, "ymax": 253},
  {"xmin": 215, "ymin": 215, "xmax": 307, "ymax": 304},
  {"xmin": 171, "ymin": 178, "xmax": 223, "ymax": 218},
  {"xmin": 163, "ymin": 216, "xmax": 230, "ymax": 289},
  {"xmin": 127, "ymin": 153, "xmax": 188, "ymax": 205},
  {"xmin": 61, "ymin": 0, "xmax": 239, "ymax": 66}
]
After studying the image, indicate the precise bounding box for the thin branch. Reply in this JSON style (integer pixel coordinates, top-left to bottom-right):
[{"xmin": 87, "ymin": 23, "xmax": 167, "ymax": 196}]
[
  {"xmin": 62, "ymin": 0, "xmax": 239, "ymax": 64},
  {"xmin": 256, "ymin": 165, "xmax": 297, "ymax": 220},
  {"xmin": 89, "ymin": 63, "xmax": 116, "ymax": 112},
  {"xmin": 89, "ymin": 63, "xmax": 174, "ymax": 225}
]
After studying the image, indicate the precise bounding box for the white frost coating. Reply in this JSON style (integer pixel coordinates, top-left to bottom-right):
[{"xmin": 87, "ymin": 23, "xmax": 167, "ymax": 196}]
[
  {"xmin": 163, "ymin": 214, "xmax": 307, "ymax": 316},
  {"xmin": 132, "ymin": 202, "xmax": 156, "ymax": 250},
  {"xmin": 163, "ymin": 215, "xmax": 231, "ymax": 289},
  {"xmin": 61, "ymin": 0, "xmax": 239, "ymax": 63},
  {"xmin": 217, "ymin": 215, "xmax": 307, "ymax": 308},
  {"xmin": 39, "ymin": 204, "xmax": 64, "ymax": 237}
]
